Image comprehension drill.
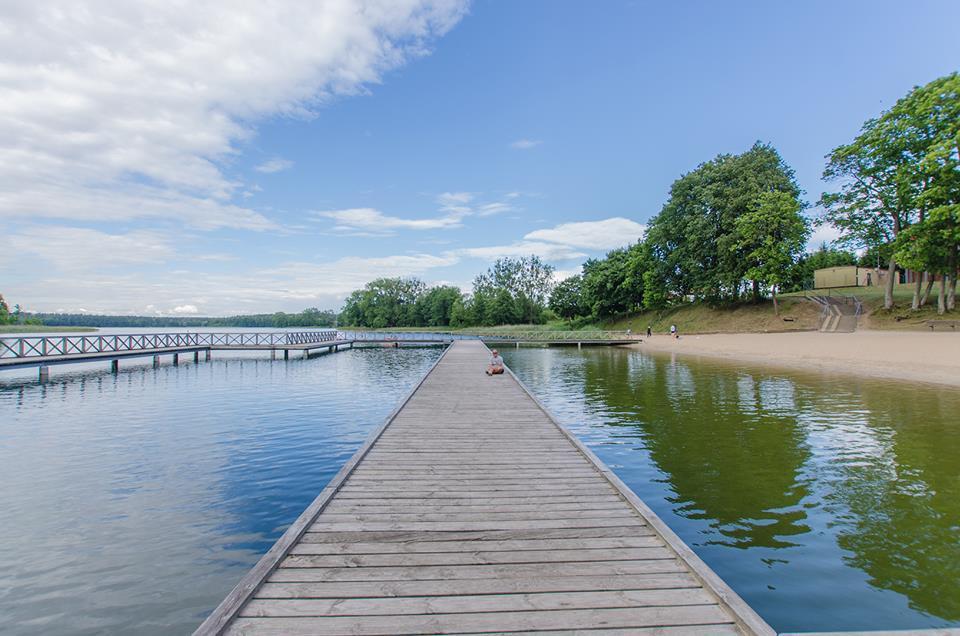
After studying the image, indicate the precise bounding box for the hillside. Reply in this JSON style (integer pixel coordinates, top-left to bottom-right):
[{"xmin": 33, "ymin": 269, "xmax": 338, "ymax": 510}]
[{"xmin": 601, "ymin": 297, "xmax": 821, "ymax": 335}]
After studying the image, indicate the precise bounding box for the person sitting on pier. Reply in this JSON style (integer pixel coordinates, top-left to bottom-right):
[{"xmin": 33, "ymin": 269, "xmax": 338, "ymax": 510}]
[{"xmin": 486, "ymin": 349, "xmax": 505, "ymax": 375}]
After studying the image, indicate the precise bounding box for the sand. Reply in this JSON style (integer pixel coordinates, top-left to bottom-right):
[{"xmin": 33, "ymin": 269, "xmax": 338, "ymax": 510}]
[{"xmin": 634, "ymin": 330, "xmax": 960, "ymax": 388}]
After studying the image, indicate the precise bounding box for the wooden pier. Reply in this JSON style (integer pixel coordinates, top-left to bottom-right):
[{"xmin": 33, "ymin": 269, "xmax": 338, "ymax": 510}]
[{"xmin": 197, "ymin": 340, "xmax": 773, "ymax": 635}]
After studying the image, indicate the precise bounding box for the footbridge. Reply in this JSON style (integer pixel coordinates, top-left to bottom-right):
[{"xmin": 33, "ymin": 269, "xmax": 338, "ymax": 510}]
[{"xmin": 0, "ymin": 330, "xmax": 640, "ymax": 381}]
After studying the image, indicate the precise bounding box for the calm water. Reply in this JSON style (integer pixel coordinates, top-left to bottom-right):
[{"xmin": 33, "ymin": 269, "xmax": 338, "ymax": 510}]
[
  {"xmin": 1, "ymin": 342, "xmax": 957, "ymax": 633},
  {"xmin": 0, "ymin": 346, "xmax": 442, "ymax": 635},
  {"xmin": 503, "ymin": 347, "xmax": 960, "ymax": 633}
]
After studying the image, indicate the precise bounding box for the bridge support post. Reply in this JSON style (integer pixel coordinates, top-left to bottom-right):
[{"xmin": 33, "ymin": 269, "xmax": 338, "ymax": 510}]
[
  {"xmin": 194, "ymin": 351, "xmax": 200, "ymax": 363},
  {"xmin": 578, "ymin": 342, "xmax": 582, "ymax": 350},
  {"xmin": 516, "ymin": 342, "xmax": 519, "ymax": 349},
  {"xmin": 284, "ymin": 349, "xmax": 289, "ymax": 360},
  {"xmin": 173, "ymin": 353, "xmax": 179, "ymax": 365},
  {"xmin": 153, "ymin": 355, "xmax": 160, "ymax": 368},
  {"xmin": 270, "ymin": 349, "xmax": 276, "ymax": 360},
  {"xmin": 303, "ymin": 350, "xmax": 309, "ymax": 359},
  {"xmin": 111, "ymin": 359, "xmax": 119, "ymax": 373},
  {"xmin": 205, "ymin": 350, "xmax": 211, "ymax": 362},
  {"xmin": 39, "ymin": 366, "xmax": 49, "ymax": 382}
]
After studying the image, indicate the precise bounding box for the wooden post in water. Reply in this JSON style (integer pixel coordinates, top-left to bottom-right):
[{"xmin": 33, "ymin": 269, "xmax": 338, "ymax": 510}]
[
  {"xmin": 194, "ymin": 351, "xmax": 200, "ymax": 363},
  {"xmin": 283, "ymin": 349, "xmax": 289, "ymax": 360},
  {"xmin": 153, "ymin": 355, "xmax": 160, "ymax": 368},
  {"xmin": 111, "ymin": 360, "xmax": 119, "ymax": 373},
  {"xmin": 38, "ymin": 366, "xmax": 49, "ymax": 382},
  {"xmin": 205, "ymin": 350, "xmax": 211, "ymax": 362},
  {"xmin": 270, "ymin": 349, "xmax": 276, "ymax": 360},
  {"xmin": 173, "ymin": 353, "xmax": 179, "ymax": 365}
]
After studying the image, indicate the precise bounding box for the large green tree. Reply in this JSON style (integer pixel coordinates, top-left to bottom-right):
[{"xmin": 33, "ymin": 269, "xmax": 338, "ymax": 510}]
[
  {"xmin": 734, "ymin": 191, "xmax": 810, "ymax": 314},
  {"xmin": 645, "ymin": 142, "xmax": 803, "ymax": 305},
  {"xmin": 473, "ymin": 256, "xmax": 555, "ymax": 324}
]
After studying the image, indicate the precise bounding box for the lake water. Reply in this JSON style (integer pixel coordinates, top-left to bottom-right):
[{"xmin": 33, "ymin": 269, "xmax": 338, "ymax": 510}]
[
  {"xmin": 502, "ymin": 346, "xmax": 960, "ymax": 633},
  {"xmin": 1, "ymin": 340, "xmax": 957, "ymax": 633}
]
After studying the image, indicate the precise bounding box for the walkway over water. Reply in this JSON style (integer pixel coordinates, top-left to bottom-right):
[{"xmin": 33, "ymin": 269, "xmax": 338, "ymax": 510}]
[{"xmin": 198, "ymin": 340, "xmax": 771, "ymax": 635}]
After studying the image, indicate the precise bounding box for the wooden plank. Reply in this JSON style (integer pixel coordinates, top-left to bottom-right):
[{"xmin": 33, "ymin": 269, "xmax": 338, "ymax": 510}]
[
  {"xmin": 225, "ymin": 605, "xmax": 735, "ymax": 635},
  {"xmin": 281, "ymin": 546, "xmax": 674, "ymax": 568},
  {"xmin": 289, "ymin": 536, "xmax": 663, "ymax": 554},
  {"xmin": 240, "ymin": 588, "xmax": 716, "ymax": 617},
  {"xmin": 299, "ymin": 526, "xmax": 655, "ymax": 543},
  {"xmin": 255, "ymin": 572, "xmax": 701, "ymax": 599},
  {"xmin": 267, "ymin": 559, "xmax": 689, "ymax": 582}
]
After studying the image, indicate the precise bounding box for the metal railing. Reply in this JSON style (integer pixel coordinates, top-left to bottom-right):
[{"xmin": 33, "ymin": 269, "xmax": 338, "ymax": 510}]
[{"xmin": 0, "ymin": 331, "xmax": 339, "ymax": 360}]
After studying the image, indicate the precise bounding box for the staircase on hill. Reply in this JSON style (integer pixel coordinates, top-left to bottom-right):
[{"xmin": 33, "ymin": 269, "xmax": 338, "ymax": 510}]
[{"xmin": 808, "ymin": 294, "xmax": 862, "ymax": 333}]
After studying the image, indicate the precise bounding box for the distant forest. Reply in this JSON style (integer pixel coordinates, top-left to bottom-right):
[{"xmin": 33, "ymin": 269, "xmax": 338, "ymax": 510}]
[{"xmin": 29, "ymin": 308, "xmax": 338, "ymax": 329}]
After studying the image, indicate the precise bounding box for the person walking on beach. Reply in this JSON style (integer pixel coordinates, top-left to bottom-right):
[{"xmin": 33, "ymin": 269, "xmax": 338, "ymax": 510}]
[
  {"xmin": 670, "ymin": 324, "xmax": 677, "ymax": 339},
  {"xmin": 486, "ymin": 349, "xmax": 505, "ymax": 375},
  {"xmin": 646, "ymin": 325, "xmax": 652, "ymax": 338}
]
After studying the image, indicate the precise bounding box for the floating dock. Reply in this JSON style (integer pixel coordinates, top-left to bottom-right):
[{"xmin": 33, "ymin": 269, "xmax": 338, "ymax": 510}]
[{"xmin": 197, "ymin": 340, "xmax": 772, "ymax": 635}]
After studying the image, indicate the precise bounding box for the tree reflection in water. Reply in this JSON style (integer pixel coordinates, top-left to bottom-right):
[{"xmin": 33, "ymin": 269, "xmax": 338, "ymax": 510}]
[{"xmin": 503, "ymin": 346, "xmax": 960, "ymax": 630}]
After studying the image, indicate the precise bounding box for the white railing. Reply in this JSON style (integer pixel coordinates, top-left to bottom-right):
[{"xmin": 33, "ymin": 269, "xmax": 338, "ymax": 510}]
[
  {"xmin": 335, "ymin": 330, "xmax": 640, "ymax": 342},
  {"xmin": 0, "ymin": 331, "xmax": 339, "ymax": 360}
]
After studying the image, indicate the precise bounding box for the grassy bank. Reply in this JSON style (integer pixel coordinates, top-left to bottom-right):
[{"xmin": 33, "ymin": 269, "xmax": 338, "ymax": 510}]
[
  {"xmin": 599, "ymin": 297, "xmax": 821, "ymax": 335},
  {"xmin": 0, "ymin": 325, "xmax": 97, "ymax": 333}
]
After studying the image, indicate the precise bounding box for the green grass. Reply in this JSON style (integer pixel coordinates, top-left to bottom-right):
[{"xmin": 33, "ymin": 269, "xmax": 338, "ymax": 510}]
[
  {"xmin": 598, "ymin": 297, "xmax": 822, "ymax": 335},
  {"xmin": 0, "ymin": 325, "xmax": 98, "ymax": 333}
]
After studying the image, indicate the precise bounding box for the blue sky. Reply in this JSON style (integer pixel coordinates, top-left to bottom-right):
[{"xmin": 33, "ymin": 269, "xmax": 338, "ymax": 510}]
[{"xmin": 3, "ymin": 1, "xmax": 959, "ymax": 315}]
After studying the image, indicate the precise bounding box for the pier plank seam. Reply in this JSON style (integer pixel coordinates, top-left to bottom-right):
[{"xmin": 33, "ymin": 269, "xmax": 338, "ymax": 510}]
[{"xmin": 197, "ymin": 340, "xmax": 774, "ymax": 635}]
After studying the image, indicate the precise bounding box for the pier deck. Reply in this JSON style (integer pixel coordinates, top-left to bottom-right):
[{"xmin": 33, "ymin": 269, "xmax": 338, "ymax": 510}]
[{"xmin": 198, "ymin": 340, "xmax": 773, "ymax": 635}]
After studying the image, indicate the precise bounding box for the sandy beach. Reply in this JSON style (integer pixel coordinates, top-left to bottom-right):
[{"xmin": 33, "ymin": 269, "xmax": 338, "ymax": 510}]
[{"xmin": 635, "ymin": 330, "xmax": 960, "ymax": 388}]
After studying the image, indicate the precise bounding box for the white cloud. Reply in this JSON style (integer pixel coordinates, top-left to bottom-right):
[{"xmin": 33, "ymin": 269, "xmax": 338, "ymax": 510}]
[
  {"xmin": 456, "ymin": 241, "xmax": 586, "ymax": 261},
  {"xmin": 476, "ymin": 202, "xmax": 513, "ymax": 216},
  {"xmin": 172, "ymin": 304, "xmax": 199, "ymax": 314},
  {"xmin": 2, "ymin": 226, "xmax": 175, "ymax": 270},
  {"xmin": 255, "ymin": 158, "xmax": 294, "ymax": 174},
  {"xmin": 0, "ymin": 1, "xmax": 468, "ymax": 229},
  {"xmin": 807, "ymin": 222, "xmax": 843, "ymax": 251},
  {"xmin": 510, "ymin": 139, "xmax": 542, "ymax": 150},
  {"xmin": 525, "ymin": 217, "xmax": 646, "ymax": 250},
  {"xmin": 319, "ymin": 207, "xmax": 466, "ymax": 232}
]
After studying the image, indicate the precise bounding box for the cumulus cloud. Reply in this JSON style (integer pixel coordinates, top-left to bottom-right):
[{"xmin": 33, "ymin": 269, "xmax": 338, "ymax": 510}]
[
  {"xmin": 319, "ymin": 207, "xmax": 467, "ymax": 233},
  {"xmin": 255, "ymin": 158, "xmax": 294, "ymax": 174},
  {"xmin": 0, "ymin": 1, "xmax": 468, "ymax": 229},
  {"xmin": 172, "ymin": 304, "xmax": 199, "ymax": 314},
  {"xmin": 510, "ymin": 139, "xmax": 542, "ymax": 150},
  {"xmin": 525, "ymin": 217, "xmax": 646, "ymax": 250}
]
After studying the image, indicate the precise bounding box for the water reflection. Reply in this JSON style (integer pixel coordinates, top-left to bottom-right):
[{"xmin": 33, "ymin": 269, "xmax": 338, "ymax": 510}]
[{"xmin": 503, "ymin": 346, "xmax": 960, "ymax": 632}]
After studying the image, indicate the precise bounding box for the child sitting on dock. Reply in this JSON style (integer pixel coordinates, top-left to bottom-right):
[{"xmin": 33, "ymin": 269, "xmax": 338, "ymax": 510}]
[{"xmin": 486, "ymin": 349, "xmax": 505, "ymax": 375}]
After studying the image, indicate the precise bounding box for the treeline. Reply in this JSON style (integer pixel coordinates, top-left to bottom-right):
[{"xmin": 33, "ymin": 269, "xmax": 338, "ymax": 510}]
[
  {"xmin": 551, "ymin": 72, "xmax": 960, "ymax": 321},
  {"xmin": 550, "ymin": 142, "xmax": 813, "ymax": 320},
  {"xmin": 28, "ymin": 307, "xmax": 339, "ymax": 328},
  {"xmin": 339, "ymin": 256, "xmax": 555, "ymax": 328},
  {"xmin": 822, "ymin": 72, "xmax": 959, "ymax": 313}
]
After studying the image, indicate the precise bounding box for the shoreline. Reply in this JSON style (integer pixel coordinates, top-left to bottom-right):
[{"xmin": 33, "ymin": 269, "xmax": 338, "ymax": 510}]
[{"xmin": 633, "ymin": 330, "xmax": 960, "ymax": 388}]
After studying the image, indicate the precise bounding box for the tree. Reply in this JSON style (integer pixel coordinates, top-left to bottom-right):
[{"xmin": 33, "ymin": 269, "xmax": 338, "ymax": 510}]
[
  {"xmin": 549, "ymin": 275, "xmax": 588, "ymax": 320},
  {"xmin": 0, "ymin": 294, "xmax": 10, "ymax": 325},
  {"xmin": 473, "ymin": 256, "xmax": 554, "ymax": 324},
  {"xmin": 734, "ymin": 192, "xmax": 810, "ymax": 314},
  {"xmin": 819, "ymin": 75, "xmax": 960, "ymax": 310},
  {"xmin": 581, "ymin": 248, "xmax": 643, "ymax": 318},
  {"xmin": 645, "ymin": 142, "xmax": 803, "ymax": 304},
  {"xmin": 339, "ymin": 277, "xmax": 426, "ymax": 328},
  {"xmin": 415, "ymin": 285, "xmax": 463, "ymax": 327}
]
